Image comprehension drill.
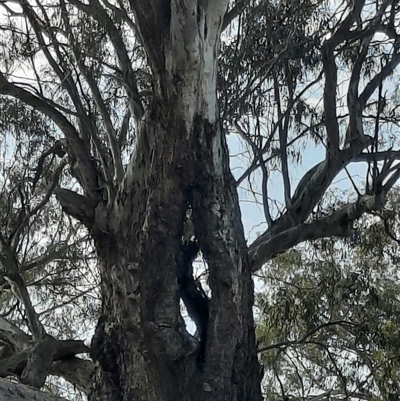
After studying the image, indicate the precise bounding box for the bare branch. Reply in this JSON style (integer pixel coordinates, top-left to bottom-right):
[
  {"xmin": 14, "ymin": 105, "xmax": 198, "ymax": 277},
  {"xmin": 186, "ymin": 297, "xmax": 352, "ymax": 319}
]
[
  {"xmin": 118, "ymin": 106, "xmax": 132, "ymax": 150},
  {"xmin": 54, "ymin": 188, "xmax": 97, "ymax": 227},
  {"xmin": 4, "ymin": 273, "xmax": 45, "ymax": 340},
  {"xmin": 222, "ymin": 0, "xmax": 248, "ymax": 31},
  {"xmin": 250, "ymin": 192, "xmax": 385, "ymax": 270},
  {"xmin": 273, "ymin": 71, "xmax": 292, "ymax": 211},
  {"xmin": 352, "ymin": 150, "xmax": 400, "ymax": 163},
  {"xmin": 76, "ymin": 66, "xmax": 123, "ymax": 183},
  {"xmin": 322, "ymin": 39, "xmax": 340, "ymax": 152}
]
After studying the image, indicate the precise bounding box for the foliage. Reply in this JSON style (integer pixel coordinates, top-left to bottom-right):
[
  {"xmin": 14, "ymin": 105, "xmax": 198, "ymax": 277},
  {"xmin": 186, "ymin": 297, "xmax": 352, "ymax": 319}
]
[
  {"xmin": 1, "ymin": 0, "xmax": 400, "ymax": 400},
  {"xmin": 257, "ymin": 189, "xmax": 400, "ymax": 400}
]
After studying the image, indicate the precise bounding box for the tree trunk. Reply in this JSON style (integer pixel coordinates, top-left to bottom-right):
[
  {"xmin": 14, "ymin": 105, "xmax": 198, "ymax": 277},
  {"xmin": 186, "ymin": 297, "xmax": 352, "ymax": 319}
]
[
  {"xmin": 86, "ymin": 2, "xmax": 262, "ymax": 400},
  {"xmin": 89, "ymin": 100, "xmax": 262, "ymax": 401}
]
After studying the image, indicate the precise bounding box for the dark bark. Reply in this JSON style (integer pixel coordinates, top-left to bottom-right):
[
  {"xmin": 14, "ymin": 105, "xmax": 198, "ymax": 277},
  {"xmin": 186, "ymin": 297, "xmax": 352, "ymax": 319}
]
[
  {"xmin": 87, "ymin": 99, "xmax": 262, "ymax": 401},
  {"xmin": 79, "ymin": 2, "xmax": 264, "ymax": 397},
  {"xmin": 1, "ymin": 1, "xmax": 400, "ymax": 400},
  {"xmin": 1, "ymin": 1, "xmax": 263, "ymax": 399}
]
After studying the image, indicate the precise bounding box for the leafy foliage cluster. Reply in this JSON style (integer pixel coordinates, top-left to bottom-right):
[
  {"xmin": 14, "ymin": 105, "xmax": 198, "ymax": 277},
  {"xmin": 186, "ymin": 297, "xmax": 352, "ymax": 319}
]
[{"xmin": 257, "ymin": 189, "xmax": 400, "ymax": 400}]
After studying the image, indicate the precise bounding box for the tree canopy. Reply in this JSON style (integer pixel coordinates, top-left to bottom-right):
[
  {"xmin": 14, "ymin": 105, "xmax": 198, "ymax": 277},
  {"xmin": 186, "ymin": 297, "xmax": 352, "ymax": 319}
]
[{"xmin": 1, "ymin": 0, "xmax": 400, "ymax": 400}]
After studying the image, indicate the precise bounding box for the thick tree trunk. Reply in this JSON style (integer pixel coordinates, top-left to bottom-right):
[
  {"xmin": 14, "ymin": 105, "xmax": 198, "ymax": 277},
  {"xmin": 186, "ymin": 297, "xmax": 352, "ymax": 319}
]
[
  {"xmin": 89, "ymin": 102, "xmax": 262, "ymax": 400},
  {"xmin": 87, "ymin": 2, "xmax": 262, "ymax": 400}
]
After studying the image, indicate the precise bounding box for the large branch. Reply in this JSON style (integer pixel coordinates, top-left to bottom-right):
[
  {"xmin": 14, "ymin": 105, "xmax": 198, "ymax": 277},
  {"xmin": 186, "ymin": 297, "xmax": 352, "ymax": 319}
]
[
  {"xmin": 0, "ymin": 337, "xmax": 89, "ymax": 388},
  {"xmin": 0, "ymin": 317, "xmax": 31, "ymax": 351},
  {"xmin": 250, "ymin": 30, "xmax": 400, "ymax": 264},
  {"xmin": 4, "ymin": 273, "xmax": 45, "ymax": 341},
  {"xmin": 51, "ymin": 356, "xmax": 93, "ymax": 393},
  {"xmin": 351, "ymin": 149, "xmax": 400, "ymax": 163},
  {"xmin": 249, "ymin": 1, "xmax": 400, "ymax": 258},
  {"xmin": 251, "ymin": 134, "xmax": 373, "ymax": 249},
  {"xmin": 249, "ymin": 193, "xmax": 385, "ymax": 270},
  {"xmin": 54, "ymin": 188, "xmax": 97, "ymax": 228},
  {"xmin": 0, "ymin": 378, "xmax": 67, "ymax": 401},
  {"xmin": 126, "ymin": 0, "xmax": 169, "ymax": 72}
]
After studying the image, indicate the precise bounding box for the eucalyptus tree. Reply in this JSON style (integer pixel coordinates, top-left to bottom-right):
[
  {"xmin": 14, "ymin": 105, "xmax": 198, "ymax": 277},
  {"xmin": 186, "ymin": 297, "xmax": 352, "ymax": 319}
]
[
  {"xmin": 257, "ymin": 189, "xmax": 400, "ymax": 401},
  {"xmin": 1, "ymin": 0, "xmax": 400, "ymax": 400}
]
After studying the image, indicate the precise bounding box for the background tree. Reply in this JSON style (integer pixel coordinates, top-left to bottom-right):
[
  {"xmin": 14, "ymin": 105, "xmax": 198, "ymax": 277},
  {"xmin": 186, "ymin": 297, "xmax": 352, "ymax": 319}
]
[
  {"xmin": 1, "ymin": 0, "xmax": 400, "ymax": 400},
  {"xmin": 257, "ymin": 189, "xmax": 400, "ymax": 400}
]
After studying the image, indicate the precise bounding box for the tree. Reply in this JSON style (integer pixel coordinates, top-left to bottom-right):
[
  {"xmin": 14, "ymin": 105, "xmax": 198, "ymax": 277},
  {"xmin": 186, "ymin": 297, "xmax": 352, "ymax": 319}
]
[
  {"xmin": 1, "ymin": 0, "xmax": 400, "ymax": 400},
  {"xmin": 256, "ymin": 188, "xmax": 400, "ymax": 400}
]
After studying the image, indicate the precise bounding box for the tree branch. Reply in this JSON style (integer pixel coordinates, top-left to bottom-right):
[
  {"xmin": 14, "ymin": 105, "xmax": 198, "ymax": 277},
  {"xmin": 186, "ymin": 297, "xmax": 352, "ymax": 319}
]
[
  {"xmin": 0, "ymin": 379, "xmax": 67, "ymax": 401},
  {"xmin": 11, "ymin": 162, "xmax": 67, "ymax": 250},
  {"xmin": 257, "ymin": 320, "xmax": 356, "ymax": 353},
  {"xmin": 71, "ymin": 0, "xmax": 144, "ymax": 119},
  {"xmin": 351, "ymin": 150, "xmax": 400, "ymax": 163},
  {"xmin": 0, "ymin": 74, "xmax": 99, "ymax": 197},
  {"xmin": 4, "ymin": 273, "xmax": 45, "ymax": 341},
  {"xmin": 250, "ymin": 193, "xmax": 385, "ymax": 270},
  {"xmin": 54, "ymin": 188, "xmax": 97, "ymax": 228},
  {"xmin": 0, "ymin": 337, "xmax": 89, "ymax": 389},
  {"xmin": 222, "ymin": 0, "xmax": 248, "ymax": 31},
  {"xmin": 51, "ymin": 357, "xmax": 93, "ymax": 394},
  {"xmin": 0, "ymin": 317, "xmax": 31, "ymax": 351},
  {"xmin": 322, "ymin": 40, "xmax": 340, "ymax": 153}
]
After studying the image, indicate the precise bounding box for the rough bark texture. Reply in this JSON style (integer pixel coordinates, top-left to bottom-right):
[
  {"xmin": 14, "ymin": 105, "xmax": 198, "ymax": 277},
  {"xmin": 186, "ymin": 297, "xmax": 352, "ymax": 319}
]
[
  {"xmin": 89, "ymin": 104, "xmax": 261, "ymax": 401},
  {"xmin": 1, "ymin": 0, "xmax": 400, "ymax": 399},
  {"xmin": 0, "ymin": 0, "xmax": 263, "ymax": 398},
  {"xmin": 86, "ymin": 2, "xmax": 262, "ymax": 400}
]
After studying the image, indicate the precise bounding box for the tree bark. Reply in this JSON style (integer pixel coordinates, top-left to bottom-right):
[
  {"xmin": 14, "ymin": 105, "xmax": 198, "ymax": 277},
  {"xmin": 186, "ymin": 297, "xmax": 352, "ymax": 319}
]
[
  {"xmin": 86, "ymin": 2, "xmax": 263, "ymax": 395},
  {"xmin": 0, "ymin": 1, "xmax": 263, "ymax": 399},
  {"xmin": 89, "ymin": 97, "xmax": 262, "ymax": 400},
  {"xmin": 0, "ymin": 378, "xmax": 67, "ymax": 401}
]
